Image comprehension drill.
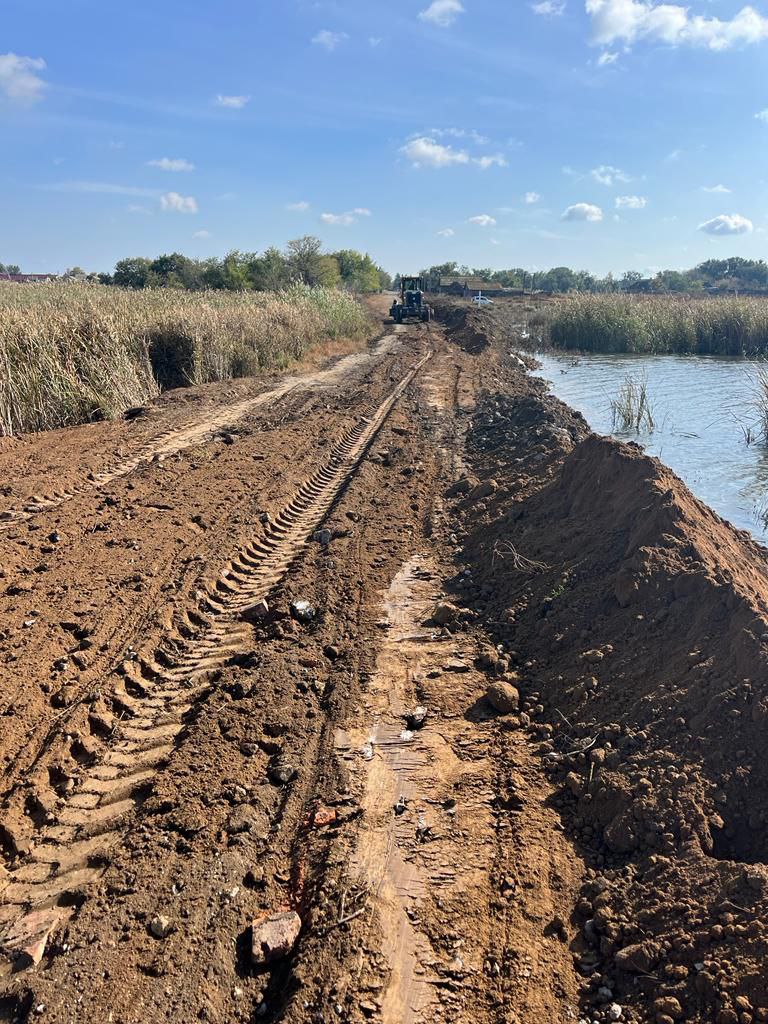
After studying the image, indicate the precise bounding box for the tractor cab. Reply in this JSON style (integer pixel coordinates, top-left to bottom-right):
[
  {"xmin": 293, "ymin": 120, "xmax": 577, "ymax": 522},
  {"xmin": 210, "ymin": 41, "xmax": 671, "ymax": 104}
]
[{"xmin": 390, "ymin": 275, "xmax": 433, "ymax": 324}]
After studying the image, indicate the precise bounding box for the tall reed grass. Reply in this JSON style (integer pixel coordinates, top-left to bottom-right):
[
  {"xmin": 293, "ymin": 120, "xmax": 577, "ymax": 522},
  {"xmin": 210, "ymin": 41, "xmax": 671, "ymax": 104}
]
[
  {"xmin": 610, "ymin": 374, "xmax": 655, "ymax": 432},
  {"xmin": 0, "ymin": 282, "xmax": 372, "ymax": 435},
  {"xmin": 547, "ymin": 295, "xmax": 768, "ymax": 356}
]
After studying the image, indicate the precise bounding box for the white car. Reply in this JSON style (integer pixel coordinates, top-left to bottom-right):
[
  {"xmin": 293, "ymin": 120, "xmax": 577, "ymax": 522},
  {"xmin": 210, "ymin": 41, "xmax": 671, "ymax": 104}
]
[{"xmin": 472, "ymin": 294, "xmax": 494, "ymax": 305}]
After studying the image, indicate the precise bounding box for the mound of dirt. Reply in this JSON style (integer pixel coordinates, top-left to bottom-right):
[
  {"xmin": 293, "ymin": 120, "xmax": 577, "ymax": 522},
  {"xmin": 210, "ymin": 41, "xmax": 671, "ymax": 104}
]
[
  {"xmin": 430, "ymin": 299, "xmax": 493, "ymax": 353},
  {"xmin": 453, "ymin": 377, "xmax": 768, "ymax": 1023}
]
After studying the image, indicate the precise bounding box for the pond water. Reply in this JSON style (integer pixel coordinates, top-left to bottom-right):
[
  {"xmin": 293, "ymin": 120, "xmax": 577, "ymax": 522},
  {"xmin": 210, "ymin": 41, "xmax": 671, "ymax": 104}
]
[{"xmin": 531, "ymin": 351, "xmax": 768, "ymax": 545}]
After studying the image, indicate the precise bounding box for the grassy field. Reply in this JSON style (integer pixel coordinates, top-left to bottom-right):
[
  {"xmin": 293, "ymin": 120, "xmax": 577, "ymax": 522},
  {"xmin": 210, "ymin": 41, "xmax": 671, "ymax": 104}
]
[
  {"xmin": 0, "ymin": 282, "xmax": 373, "ymax": 435},
  {"xmin": 543, "ymin": 294, "xmax": 768, "ymax": 356}
]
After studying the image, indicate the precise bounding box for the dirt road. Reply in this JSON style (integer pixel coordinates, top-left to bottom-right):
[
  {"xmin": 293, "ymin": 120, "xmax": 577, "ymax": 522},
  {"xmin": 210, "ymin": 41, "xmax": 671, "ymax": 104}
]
[{"xmin": 1, "ymin": 300, "xmax": 768, "ymax": 1024}]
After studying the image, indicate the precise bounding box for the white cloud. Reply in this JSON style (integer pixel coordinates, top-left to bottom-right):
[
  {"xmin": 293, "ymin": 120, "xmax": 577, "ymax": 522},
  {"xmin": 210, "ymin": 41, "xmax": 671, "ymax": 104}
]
[
  {"xmin": 698, "ymin": 213, "xmax": 753, "ymax": 236},
  {"xmin": 0, "ymin": 53, "xmax": 47, "ymax": 103},
  {"xmin": 312, "ymin": 30, "xmax": 349, "ymax": 51},
  {"xmin": 401, "ymin": 135, "xmax": 506, "ymax": 169},
  {"xmin": 532, "ymin": 0, "xmax": 566, "ymax": 15},
  {"xmin": 615, "ymin": 194, "xmax": 647, "ymax": 208},
  {"xmin": 525, "ymin": 191, "xmax": 541, "ymax": 204},
  {"xmin": 432, "ymin": 127, "xmax": 490, "ymax": 145},
  {"xmin": 286, "ymin": 201, "xmax": 310, "ymax": 211},
  {"xmin": 419, "ymin": 0, "xmax": 465, "ymax": 27},
  {"xmin": 216, "ymin": 94, "xmax": 250, "ymax": 109},
  {"xmin": 437, "ymin": 227, "xmax": 455, "ymax": 237},
  {"xmin": 160, "ymin": 192, "xmax": 198, "ymax": 214},
  {"xmin": 369, "ymin": 36, "xmax": 383, "ymax": 47},
  {"xmin": 320, "ymin": 208, "xmax": 371, "ymax": 226},
  {"xmin": 468, "ymin": 214, "xmax": 497, "ymax": 227},
  {"xmin": 474, "ymin": 153, "xmax": 508, "ymax": 169},
  {"xmin": 193, "ymin": 229, "xmax": 211, "ymax": 239},
  {"xmin": 702, "ymin": 184, "xmax": 731, "ymax": 194},
  {"xmin": 586, "ymin": 0, "xmax": 768, "ymax": 52},
  {"xmin": 402, "ymin": 136, "xmax": 470, "ymax": 168},
  {"xmin": 591, "ymin": 164, "xmax": 631, "ymax": 186},
  {"xmin": 562, "ymin": 203, "xmax": 604, "ymax": 221},
  {"xmin": 756, "ymin": 109, "xmax": 768, "ymax": 122},
  {"xmin": 147, "ymin": 157, "xmax": 195, "ymax": 172},
  {"xmin": 597, "ymin": 50, "xmax": 620, "ymax": 65},
  {"xmin": 127, "ymin": 204, "xmax": 151, "ymax": 215}
]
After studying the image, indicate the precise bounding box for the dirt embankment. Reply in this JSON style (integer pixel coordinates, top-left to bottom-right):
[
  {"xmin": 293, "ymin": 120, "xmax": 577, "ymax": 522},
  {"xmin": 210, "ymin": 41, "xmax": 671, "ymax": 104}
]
[{"xmin": 436, "ymin": 303, "xmax": 768, "ymax": 1023}]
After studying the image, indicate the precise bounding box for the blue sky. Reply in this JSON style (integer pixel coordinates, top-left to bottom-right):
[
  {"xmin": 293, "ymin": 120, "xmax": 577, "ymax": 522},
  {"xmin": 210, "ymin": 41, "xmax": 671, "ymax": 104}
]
[{"xmin": 2, "ymin": 0, "xmax": 768, "ymax": 276}]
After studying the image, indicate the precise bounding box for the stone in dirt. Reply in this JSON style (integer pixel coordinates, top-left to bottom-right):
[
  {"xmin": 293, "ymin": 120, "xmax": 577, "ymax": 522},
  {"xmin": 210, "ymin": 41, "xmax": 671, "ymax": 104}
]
[
  {"xmin": 653, "ymin": 996, "xmax": 683, "ymax": 1020},
  {"xmin": 290, "ymin": 599, "xmax": 316, "ymax": 623},
  {"xmin": 469, "ymin": 478, "xmax": 498, "ymax": 501},
  {"xmin": 406, "ymin": 706, "xmax": 428, "ymax": 730},
  {"xmin": 432, "ymin": 601, "xmax": 458, "ymax": 625},
  {"xmin": 149, "ymin": 915, "xmax": 173, "ymax": 939},
  {"xmin": 614, "ymin": 940, "xmax": 660, "ymax": 973},
  {"xmin": 269, "ymin": 761, "xmax": 297, "ymax": 785},
  {"xmin": 446, "ymin": 477, "xmax": 475, "ymax": 497},
  {"xmin": 0, "ymin": 908, "xmax": 63, "ymax": 967},
  {"xmin": 251, "ymin": 911, "xmax": 302, "ymax": 965},
  {"xmin": 486, "ymin": 681, "xmax": 520, "ymax": 714},
  {"xmin": 311, "ymin": 805, "xmax": 338, "ymax": 827},
  {"xmin": 241, "ymin": 598, "xmax": 269, "ymax": 620}
]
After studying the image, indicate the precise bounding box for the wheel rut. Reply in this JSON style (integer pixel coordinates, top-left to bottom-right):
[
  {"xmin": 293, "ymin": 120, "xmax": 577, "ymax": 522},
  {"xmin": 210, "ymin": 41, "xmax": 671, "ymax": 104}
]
[
  {"xmin": 0, "ymin": 354, "xmax": 429, "ymax": 977},
  {"xmin": 0, "ymin": 331, "xmax": 405, "ymax": 532}
]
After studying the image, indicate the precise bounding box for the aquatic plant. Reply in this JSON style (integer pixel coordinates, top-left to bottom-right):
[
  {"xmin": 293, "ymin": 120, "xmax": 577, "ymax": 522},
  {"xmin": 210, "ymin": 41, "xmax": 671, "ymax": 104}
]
[
  {"xmin": 610, "ymin": 374, "xmax": 655, "ymax": 433},
  {"xmin": 547, "ymin": 295, "xmax": 768, "ymax": 357}
]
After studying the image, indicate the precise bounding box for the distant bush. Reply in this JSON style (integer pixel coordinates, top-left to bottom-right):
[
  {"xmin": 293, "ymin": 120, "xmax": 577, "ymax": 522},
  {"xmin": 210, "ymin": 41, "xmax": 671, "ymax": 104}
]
[
  {"xmin": 547, "ymin": 295, "xmax": 768, "ymax": 356},
  {"xmin": 0, "ymin": 282, "xmax": 373, "ymax": 435}
]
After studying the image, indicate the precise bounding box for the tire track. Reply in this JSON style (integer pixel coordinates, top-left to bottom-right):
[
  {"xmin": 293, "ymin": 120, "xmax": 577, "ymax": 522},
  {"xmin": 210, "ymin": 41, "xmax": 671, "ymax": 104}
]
[
  {"xmin": 0, "ymin": 354, "xmax": 429, "ymax": 976},
  {"xmin": 0, "ymin": 332, "xmax": 404, "ymax": 532}
]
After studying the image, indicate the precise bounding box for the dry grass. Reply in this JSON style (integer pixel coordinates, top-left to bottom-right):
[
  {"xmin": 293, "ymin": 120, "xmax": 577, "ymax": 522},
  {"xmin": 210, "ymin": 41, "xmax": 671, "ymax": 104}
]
[{"xmin": 0, "ymin": 282, "xmax": 373, "ymax": 435}]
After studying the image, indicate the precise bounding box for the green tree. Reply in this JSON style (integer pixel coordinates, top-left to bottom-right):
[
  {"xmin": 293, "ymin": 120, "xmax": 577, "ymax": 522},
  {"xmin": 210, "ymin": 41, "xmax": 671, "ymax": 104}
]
[
  {"xmin": 113, "ymin": 257, "xmax": 154, "ymax": 289},
  {"xmin": 286, "ymin": 235, "xmax": 325, "ymax": 286},
  {"xmin": 248, "ymin": 247, "xmax": 291, "ymax": 291},
  {"xmin": 333, "ymin": 250, "xmax": 380, "ymax": 292}
]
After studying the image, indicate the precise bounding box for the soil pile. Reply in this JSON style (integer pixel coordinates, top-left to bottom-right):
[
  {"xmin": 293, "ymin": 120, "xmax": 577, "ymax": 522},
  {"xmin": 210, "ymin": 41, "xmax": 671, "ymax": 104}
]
[{"xmin": 455, "ymin": 374, "xmax": 768, "ymax": 1023}]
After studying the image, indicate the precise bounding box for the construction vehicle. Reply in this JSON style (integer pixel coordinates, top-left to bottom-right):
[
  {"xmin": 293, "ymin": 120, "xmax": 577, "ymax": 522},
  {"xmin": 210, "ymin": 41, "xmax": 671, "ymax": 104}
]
[{"xmin": 390, "ymin": 276, "xmax": 433, "ymax": 324}]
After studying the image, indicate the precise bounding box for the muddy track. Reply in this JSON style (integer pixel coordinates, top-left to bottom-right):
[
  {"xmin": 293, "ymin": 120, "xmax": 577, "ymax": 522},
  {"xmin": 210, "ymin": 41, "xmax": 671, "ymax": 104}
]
[
  {"xmin": 0, "ymin": 354, "xmax": 429, "ymax": 975},
  {"xmin": 0, "ymin": 332, "xmax": 403, "ymax": 532}
]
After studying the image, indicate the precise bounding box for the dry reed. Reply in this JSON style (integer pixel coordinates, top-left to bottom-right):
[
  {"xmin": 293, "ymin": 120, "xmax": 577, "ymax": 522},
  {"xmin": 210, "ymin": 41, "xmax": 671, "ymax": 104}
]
[{"xmin": 0, "ymin": 282, "xmax": 372, "ymax": 435}]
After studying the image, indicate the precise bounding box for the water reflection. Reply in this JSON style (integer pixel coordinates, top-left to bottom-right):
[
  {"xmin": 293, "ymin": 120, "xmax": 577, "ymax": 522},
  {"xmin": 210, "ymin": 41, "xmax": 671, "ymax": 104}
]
[{"xmin": 532, "ymin": 351, "xmax": 768, "ymax": 544}]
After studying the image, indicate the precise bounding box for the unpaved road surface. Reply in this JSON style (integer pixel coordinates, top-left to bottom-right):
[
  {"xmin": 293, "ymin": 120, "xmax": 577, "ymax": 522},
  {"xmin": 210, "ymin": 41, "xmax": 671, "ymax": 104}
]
[{"xmin": 2, "ymin": 299, "xmax": 768, "ymax": 1024}]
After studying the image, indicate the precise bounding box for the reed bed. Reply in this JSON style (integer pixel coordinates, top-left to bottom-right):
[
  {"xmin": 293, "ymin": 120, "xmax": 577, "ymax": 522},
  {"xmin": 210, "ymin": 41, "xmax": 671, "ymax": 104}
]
[
  {"xmin": 546, "ymin": 295, "xmax": 768, "ymax": 356},
  {"xmin": 0, "ymin": 282, "xmax": 372, "ymax": 435}
]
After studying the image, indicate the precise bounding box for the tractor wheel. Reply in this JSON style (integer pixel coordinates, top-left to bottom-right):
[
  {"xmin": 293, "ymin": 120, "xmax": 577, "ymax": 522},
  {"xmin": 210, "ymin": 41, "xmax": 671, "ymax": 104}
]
[
  {"xmin": 422, "ymin": 308, "xmax": 432, "ymax": 323},
  {"xmin": 395, "ymin": 307, "xmax": 403, "ymax": 324}
]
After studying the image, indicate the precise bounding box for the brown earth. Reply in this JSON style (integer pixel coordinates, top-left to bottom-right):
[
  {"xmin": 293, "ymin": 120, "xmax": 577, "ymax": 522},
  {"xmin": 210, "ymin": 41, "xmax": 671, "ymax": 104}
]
[{"xmin": 0, "ymin": 298, "xmax": 766, "ymax": 1024}]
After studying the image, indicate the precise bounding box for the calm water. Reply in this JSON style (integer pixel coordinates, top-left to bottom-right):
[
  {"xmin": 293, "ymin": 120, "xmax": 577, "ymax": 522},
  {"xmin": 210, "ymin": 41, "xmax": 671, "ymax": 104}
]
[{"xmin": 532, "ymin": 351, "xmax": 768, "ymax": 544}]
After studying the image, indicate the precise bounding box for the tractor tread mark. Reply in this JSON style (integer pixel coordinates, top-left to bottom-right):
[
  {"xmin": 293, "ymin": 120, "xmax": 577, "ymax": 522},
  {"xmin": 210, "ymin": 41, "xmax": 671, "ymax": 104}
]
[{"xmin": 0, "ymin": 356, "xmax": 428, "ymax": 968}]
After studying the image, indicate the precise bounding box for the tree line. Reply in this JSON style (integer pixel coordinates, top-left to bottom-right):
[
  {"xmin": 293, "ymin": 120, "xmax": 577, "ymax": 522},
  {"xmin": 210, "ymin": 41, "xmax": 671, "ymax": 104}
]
[
  {"xmin": 419, "ymin": 258, "xmax": 768, "ymax": 295},
  {"xmin": 1, "ymin": 238, "xmax": 391, "ymax": 293},
  {"xmin": 103, "ymin": 237, "xmax": 391, "ymax": 293}
]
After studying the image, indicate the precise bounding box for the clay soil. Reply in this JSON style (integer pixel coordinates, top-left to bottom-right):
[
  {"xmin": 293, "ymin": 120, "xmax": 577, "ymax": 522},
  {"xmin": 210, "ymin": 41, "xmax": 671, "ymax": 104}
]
[{"xmin": 0, "ymin": 297, "xmax": 767, "ymax": 1024}]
